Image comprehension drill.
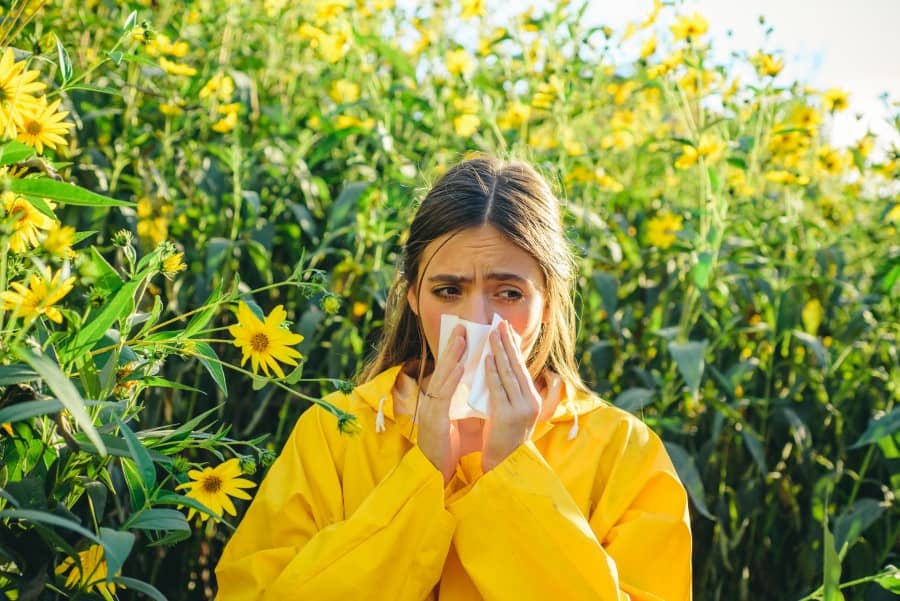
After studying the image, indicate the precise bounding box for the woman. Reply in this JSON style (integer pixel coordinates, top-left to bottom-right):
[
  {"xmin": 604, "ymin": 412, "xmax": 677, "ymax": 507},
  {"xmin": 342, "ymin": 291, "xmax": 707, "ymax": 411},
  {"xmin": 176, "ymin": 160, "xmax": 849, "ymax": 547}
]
[{"xmin": 216, "ymin": 156, "xmax": 693, "ymax": 600}]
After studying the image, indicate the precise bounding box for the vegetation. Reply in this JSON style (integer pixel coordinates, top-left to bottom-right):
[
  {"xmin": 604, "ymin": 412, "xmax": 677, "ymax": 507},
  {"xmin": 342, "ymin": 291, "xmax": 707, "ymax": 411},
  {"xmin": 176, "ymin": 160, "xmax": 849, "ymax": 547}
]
[{"xmin": 0, "ymin": 0, "xmax": 897, "ymax": 599}]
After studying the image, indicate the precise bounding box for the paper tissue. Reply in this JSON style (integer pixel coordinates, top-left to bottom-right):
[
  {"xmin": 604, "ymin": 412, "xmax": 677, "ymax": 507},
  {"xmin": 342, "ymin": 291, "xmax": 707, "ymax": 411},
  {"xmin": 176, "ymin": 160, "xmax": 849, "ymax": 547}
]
[{"xmin": 436, "ymin": 313, "xmax": 503, "ymax": 420}]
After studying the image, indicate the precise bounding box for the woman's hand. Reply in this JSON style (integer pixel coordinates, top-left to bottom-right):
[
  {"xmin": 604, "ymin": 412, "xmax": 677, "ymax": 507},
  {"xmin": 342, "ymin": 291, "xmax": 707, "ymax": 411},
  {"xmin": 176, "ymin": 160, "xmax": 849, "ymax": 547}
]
[
  {"xmin": 481, "ymin": 320, "xmax": 542, "ymax": 473},
  {"xmin": 416, "ymin": 324, "xmax": 466, "ymax": 486}
]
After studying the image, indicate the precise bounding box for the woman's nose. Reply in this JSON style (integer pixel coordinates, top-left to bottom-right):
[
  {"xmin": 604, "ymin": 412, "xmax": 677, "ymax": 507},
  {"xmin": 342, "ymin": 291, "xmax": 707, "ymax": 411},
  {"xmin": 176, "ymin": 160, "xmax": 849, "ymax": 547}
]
[{"xmin": 462, "ymin": 293, "xmax": 491, "ymax": 324}]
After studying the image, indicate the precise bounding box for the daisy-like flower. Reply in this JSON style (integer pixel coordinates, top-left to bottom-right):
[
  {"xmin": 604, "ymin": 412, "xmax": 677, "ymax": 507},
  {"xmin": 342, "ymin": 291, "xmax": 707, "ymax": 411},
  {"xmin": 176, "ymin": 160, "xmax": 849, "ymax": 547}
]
[
  {"xmin": 645, "ymin": 212, "xmax": 684, "ymax": 249},
  {"xmin": 16, "ymin": 97, "xmax": 74, "ymax": 154},
  {"xmin": 670, "ymin": 12, "xmax": 708, "ymax": 42},
  {"xmin": 2, "ymin": 191, "xmax": 56, "ymax": 253},
  {"xmin": 822, "ymin": 88, "xmax": 850, "ymax": 113},
  {"xmin": 176, "ymin": 458, "xmax": 257, "ymax": 522},
  {"xmin": 42, "ymin": 222, "xmax": 77, "ymax": 258},
  {"xmin": 161, "ymin": 251, "xmax": 187, "ymax": 279},
  {"xmin": 1, "ymin": 267, "xmax": 75, "ymax": 323},
  {"xmin": 55, "ymin": 544, "xmax": 118, "ymax": 599},
  {"xmin": 0, "ymin": 48, "xmax": 46, "ymax": 139},
  {"xmin": 228, "ymin": 302, "xmax": 304, "ymax": 377}
]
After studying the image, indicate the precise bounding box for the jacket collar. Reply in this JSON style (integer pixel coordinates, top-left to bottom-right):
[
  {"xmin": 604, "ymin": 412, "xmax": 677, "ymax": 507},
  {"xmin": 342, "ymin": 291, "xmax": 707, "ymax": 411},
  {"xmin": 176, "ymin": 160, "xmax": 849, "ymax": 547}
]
[{"xmin": 354, "ymin": 364, "xmax": 606, "ymax": 442}]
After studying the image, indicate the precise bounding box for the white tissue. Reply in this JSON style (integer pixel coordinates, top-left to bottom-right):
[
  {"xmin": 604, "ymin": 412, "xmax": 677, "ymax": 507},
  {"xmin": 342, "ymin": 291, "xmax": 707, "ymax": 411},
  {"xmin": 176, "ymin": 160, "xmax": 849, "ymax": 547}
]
[{"xmin": 437, "ymin": 313, "xmax": 503, "ymax": 420}]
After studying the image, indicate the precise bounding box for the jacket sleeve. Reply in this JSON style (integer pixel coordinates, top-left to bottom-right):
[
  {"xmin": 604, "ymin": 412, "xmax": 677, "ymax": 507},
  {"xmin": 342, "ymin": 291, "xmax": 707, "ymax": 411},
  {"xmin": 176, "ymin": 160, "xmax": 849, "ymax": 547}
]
[
  {"xmin": 446, "ymin": 416, "xmax": 692, "ymax": 601},
  {"xmin": 215, "ymin": 399, "xmax": 456, "ymax": 601}
]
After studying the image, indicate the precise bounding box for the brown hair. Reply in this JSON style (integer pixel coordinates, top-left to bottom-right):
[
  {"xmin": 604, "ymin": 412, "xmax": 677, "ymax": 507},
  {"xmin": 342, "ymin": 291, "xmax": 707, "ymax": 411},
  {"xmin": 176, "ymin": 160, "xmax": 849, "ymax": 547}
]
[{"xmin": 357, "ymin": 154, "xmax": 589, "ymax": 396}]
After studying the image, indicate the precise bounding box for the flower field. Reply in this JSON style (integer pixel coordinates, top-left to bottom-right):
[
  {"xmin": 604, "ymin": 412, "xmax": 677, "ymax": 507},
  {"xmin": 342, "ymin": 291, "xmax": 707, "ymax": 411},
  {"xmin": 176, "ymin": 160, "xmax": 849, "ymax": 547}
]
[{"xmin": 0, "ymin": 0, "xmax": 898, "ymax": 599}]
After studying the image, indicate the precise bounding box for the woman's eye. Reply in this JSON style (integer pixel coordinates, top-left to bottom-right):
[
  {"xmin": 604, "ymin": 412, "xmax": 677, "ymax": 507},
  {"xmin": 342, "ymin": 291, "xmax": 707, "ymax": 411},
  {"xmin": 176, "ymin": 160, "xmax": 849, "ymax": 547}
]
[
  {"xmin": 498, "ymin": 288, "xmax": 524, "ymax": 301},
  {"xmin": 433, "ymin": 286, "xmax": 460, "ymax": 299}
]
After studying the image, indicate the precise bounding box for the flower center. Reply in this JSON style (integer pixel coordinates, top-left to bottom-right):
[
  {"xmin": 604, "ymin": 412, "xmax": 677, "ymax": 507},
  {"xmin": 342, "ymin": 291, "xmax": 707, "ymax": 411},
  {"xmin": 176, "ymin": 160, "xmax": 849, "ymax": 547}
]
[
  {"xmin": 250, "ymin": 332, "xmax": 269, "ymax": 352},
  {"xmin": 25, "ymin": 120, "xmax": 42, "ymax": 135},
  {"xmin": 202, "ymin": 475, "xmax": 222, "ymax": 494}
]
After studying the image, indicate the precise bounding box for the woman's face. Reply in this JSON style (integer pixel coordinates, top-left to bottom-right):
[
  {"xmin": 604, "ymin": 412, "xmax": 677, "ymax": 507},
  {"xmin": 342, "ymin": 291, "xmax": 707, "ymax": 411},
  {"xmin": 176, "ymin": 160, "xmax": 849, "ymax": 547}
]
[{"xmin": 407, "ymin": 224, "xmax": 548, "ymax": 362}]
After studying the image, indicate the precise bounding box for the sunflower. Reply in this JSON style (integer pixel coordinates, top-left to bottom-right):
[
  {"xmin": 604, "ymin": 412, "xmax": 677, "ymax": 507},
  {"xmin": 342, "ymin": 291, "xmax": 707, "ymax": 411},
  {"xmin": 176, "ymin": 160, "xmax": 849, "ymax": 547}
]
[
  {"xmin": 645, "ymin": 212, "xmax": 684, "ymax": 249},
  {"xmin": 55, "ymin": 544, "xmax": 118, "ymax": 599},
  {"xmin": 161, "ymin": 251, "xmax": 186, "ymax": 279},
  {"xmin": 2, "ymin": 191, "xmax": 56, "ymax": 253},
  {"xmin": 1, "ymin": 267, "xmax": 75, "ymax": 323},
  {"xmin": 228, "ymin": 302, "xmax": 304, "ymax": 377},
  {"xmin": 0, "ymin": 48, "xmax": 46, "ymax": 139},
  {"xmin": 176, "ymin": 458, "xmax": 257, "ymax": 522},
  {"xmin": 16, "ymin": 97, "xmax": 74, "ymax": 154}
]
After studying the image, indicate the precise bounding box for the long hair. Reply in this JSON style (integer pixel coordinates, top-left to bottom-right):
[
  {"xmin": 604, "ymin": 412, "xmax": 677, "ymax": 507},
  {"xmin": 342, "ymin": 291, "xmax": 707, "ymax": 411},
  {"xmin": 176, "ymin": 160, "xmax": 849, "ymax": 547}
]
[{"xmin": 357, "ymin": 155, "xmax": 589, "ymax": 397}]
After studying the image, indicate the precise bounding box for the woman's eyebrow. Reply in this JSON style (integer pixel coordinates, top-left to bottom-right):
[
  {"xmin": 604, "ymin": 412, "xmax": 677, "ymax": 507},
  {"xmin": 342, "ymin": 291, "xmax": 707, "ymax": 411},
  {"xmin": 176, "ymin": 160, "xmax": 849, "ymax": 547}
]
[{"xmin": 427, "ymin": 272, "xmax": 531, "ymax": 284}]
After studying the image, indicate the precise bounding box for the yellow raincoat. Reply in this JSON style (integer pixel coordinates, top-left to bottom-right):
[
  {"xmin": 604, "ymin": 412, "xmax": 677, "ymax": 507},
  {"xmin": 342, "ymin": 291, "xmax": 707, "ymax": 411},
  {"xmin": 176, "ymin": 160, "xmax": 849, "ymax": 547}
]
[{"xmin": 216, "ymin": 365, "xmax": 692, "ymax": 600}]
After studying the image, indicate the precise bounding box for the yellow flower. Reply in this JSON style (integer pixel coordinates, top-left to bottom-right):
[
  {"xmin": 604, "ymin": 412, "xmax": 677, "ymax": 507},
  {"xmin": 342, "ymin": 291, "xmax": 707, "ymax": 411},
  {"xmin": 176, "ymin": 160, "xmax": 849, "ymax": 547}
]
[
  {"xmin": 675, "ymin": 144, "xmax": 698, "ymax": 169},
  {"xmin": 670, "ymin": 12, "xmax": 708, "ymax": 41},
  {"xmin": 816, "ymin": 145, "xmax": 845, "ymax": 175},
  {"xmin": 446, "ymin": 48, "xmax": 474, "ymax": 77},
  {"xmin": 764, "ymin": 170, "xmax": 809, "ymax": 186},
  {"xmin": 212, "ymin": 111, "xmax": 238, "ymax": 133},
  {"xmin": 159, "ymin": 57, "xmax": 197, "ymax": 77},
  {"xmin": 162, "ymin": 252, "xmax": 186, "ymax": 279},
  {"xmin": 1, "ymin": 267, "xmax": 75, "ymax": 324},
  {"xmin": 16, "ymin": 98, "xmax": 74, "ymax": 154},
  {"xmin": 199, "ymin": 72, "xmax": 235, "ymax": 101},
  {"xmin": 55, "ymin": 544, "xmax": 117, "ymax": 597},
  {"xmin": 176, "ymin": 458, "xmax": 256, "ymax": 522},
  {"xmin": 137, "ymin": 216, "xmax": 169, "ymax": 245},
  {"xmin": 322, "ymin": 296, "xmax": 341, "ymax": 314},
  {"xmin": 645, "ymin": 213, "xmax": 683, "ymax": 249},
  {"xmin": 640, "ymin": 35, "xmax": 657, "ymax": 59},
  {"xmin": 159, "ymin": 101, "xmax": 184, "ymax": 116},
  {"xmin": 318, "ymin": 29, "xmax": 351, "ymax": 63},
  {"xmin": 0, "ymin": 48, "xmax": 46, "ymax": 139},
  {"xmin": 314, "ymin": 0, "xmax": 349, "ymax": 23},
  {"xmin": 42, "ymin": 222, "xmax": 76, "ymax": 258},
  {"xmin": 790, "ymin": 105, "xmax": 822, "ymax": 133},
  {"xmin": 329, "ymin": 79, "xmax": 360, "ymax": 103},
  {"xmin": 802, "ymin": 299, "xmax": 823, "ymax": 335},
  {"xmin": 352, "ymin": 301, "xmax": 368, "ymax": 317},
  {"xmin": 531, "ymin": 76, "xmax": 563, "ymax": 110},
  {"xmin": 754, "ymin": 53, "xmax": 784, "ymax": 78},
  {"xmin": 497, "ymin": 99, "xmax": 530, "ymax": 130},
  {"xmin": 461, "ymin": 0, "xmax": 486, "ymax": 19},
  {"xmin": 2, "ymin": 192, "xmax": 55, "ymax": 253},
  {"xmin": 641, "ymin": 0, "xmax": 663, "ymax": 28},
  {"xmin": 454, "ymin": 113, "xmax": 480, "ymax": 137},
  {"xmin": 228, "ymin": 302, "xmax": 304, "ymax": 378},
  {"xmin": 822, "ymin": 88, "xmax": 849, "ymax": 112},
  {"xmin": 885, "ymin": 203, "xmax": 900, "ymax": 223}
]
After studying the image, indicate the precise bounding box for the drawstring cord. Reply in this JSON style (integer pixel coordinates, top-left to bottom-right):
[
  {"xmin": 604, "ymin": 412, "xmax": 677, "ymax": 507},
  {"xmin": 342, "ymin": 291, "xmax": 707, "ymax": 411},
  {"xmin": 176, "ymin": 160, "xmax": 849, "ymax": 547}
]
[
  {"xmin": 375, "ymin": 397, "xmax": 387, "ymax": 433},
  {"xmin": 567, "ymin": 402, "xmax": 579, "ymax": 440}
]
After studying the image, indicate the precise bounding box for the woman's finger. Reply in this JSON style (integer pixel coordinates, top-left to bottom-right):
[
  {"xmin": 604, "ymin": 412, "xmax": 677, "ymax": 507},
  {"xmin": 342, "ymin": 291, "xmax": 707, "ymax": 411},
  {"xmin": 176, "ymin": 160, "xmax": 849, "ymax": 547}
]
[
  {"xmin": 500, "ymin": 321, "xmax": 536, "ymax": 399},
  {"xmin": 484, "ymin": 351, "xmax": 508, "ymax": 409},
  {"xmin": 489, "ymin": 327, "xmax": 521, "ymax": 404}
]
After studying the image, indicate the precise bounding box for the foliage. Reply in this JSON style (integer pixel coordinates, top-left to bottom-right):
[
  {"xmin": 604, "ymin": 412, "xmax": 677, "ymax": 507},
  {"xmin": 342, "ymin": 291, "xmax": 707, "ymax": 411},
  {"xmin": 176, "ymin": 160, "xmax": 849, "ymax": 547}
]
[{"xmin": 1, "ymin": 0, "xmax": 898, "ymax": 599}]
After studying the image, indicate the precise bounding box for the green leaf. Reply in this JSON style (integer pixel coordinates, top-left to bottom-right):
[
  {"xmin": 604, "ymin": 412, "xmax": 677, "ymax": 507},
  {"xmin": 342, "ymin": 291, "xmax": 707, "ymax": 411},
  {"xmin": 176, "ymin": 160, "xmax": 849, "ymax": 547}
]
[
  {"xmin": 185, "ymin": 280, "xmax": 225, "ymax": 337},
  {"xmin": 115, "ymin": 417, "xmax": 156, "ymax": 493},
  {"xmin": 0, "ymin": 364, "xmax": 39, "ymax": 385},
  {"xmin": 851, "ymin": 407, "xmax": 900, "ymax": 448},
  {"xmin": 137, "ymin": 376, "xmax": 204, "ymax": 394},
  {"xmin": 121, "ymin": 458, "xmax": 147, "ymax": 510},
  {"xmin": 128, "ymin": 508, "xmax": 191, "ymax": 532},
  {"xmin": 194, "ymin": 342, "xmax": 227, "ymax": 395},
  {"xmin": 61, "ymin": 279, "xmax": 139, "ymax": 360},
  {"xmin": 122, "ymin": 10, "xmax": 138, "ymax": 31},
  {"xmin": 792, "ymin": 330, "xmax": 829, "ymax": 367},
  {"xmin": 740, "ymin": 428, "xmax": 767, "ymax": 475},
  {"xmin": 726, "ymin": 156, "xmax": 747, "ymax": 170},
  {"xmin": 874, "ymin": 565, "xmax": 900, "ymax": 593},
  {"xmin": 0, "ymin": 399, "xmax": 64, "ymax": 424},
  {"xmin": 0, "ymin": 141, "xmax": 36, "ymax": 166},
  {"xmin": 89, "ymin": 247, "xmax": 124, "ymax": 297},
  {"xmin": 692, "ymin": 252, "xmax": 714, "ymax": 290},
  {"xmin": 668, "ymin": 340, "xmax": 708, "ymax": 399},
  {"xmin": 153, "ymin": 490, "xmax": 221, "ymax": 522},
  {"xmin": 823, "ymin": 514, "xmax": 844, "ymax": 601},
  {"xmin": 0, "ymin": 508, "xmax": 100, "ymax": 544},
  {"xmin": 112, "ymin": 577, "xmax": 168, "ymax": 601},
  {"xmin": 614, "ymin": 388, "xmax": 656, "ymax": 413},
  {"xmin": 833, "ymin": 498, "xmax": 885, "ymax": 560},
  {"xmin": 99, "ymin": 528, "xmax": 134, "ymax": 581},
  {"xmin": 352, "ymin": 32, "xmax": 415, "ymax": 79},
  {"xmin": 5, "ymin": 177, "xmax": 134, "ymax": 207},
  {"xmin": 15, "ymin": 346, "xmax": 106, "ymax": 456},
  {"xmin": 72, "ymin": 432, "xmax": 172, "ymax": 464},
  {"xmin": 663, "ymin": 443, "xmax": 715, "ymax": 520},
  {"xmin": 55, "ymin": 35, "xmax": 73, "ymax": 84}
]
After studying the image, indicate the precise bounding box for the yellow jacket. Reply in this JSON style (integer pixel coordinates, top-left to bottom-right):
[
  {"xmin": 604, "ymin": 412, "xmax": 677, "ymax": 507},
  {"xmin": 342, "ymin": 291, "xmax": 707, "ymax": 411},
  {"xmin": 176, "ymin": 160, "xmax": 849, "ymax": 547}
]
[{"xmin": 216, "ymin": 365, "xmax": 692, "ymax": 600}]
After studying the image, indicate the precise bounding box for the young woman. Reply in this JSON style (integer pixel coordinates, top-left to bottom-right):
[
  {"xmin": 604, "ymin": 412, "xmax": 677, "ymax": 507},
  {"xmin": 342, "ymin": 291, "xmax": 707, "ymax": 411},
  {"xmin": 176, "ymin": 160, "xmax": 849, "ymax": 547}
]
[{"xmin": 216, "ymin": 156, "xmax": 693, "ymax": 600}]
